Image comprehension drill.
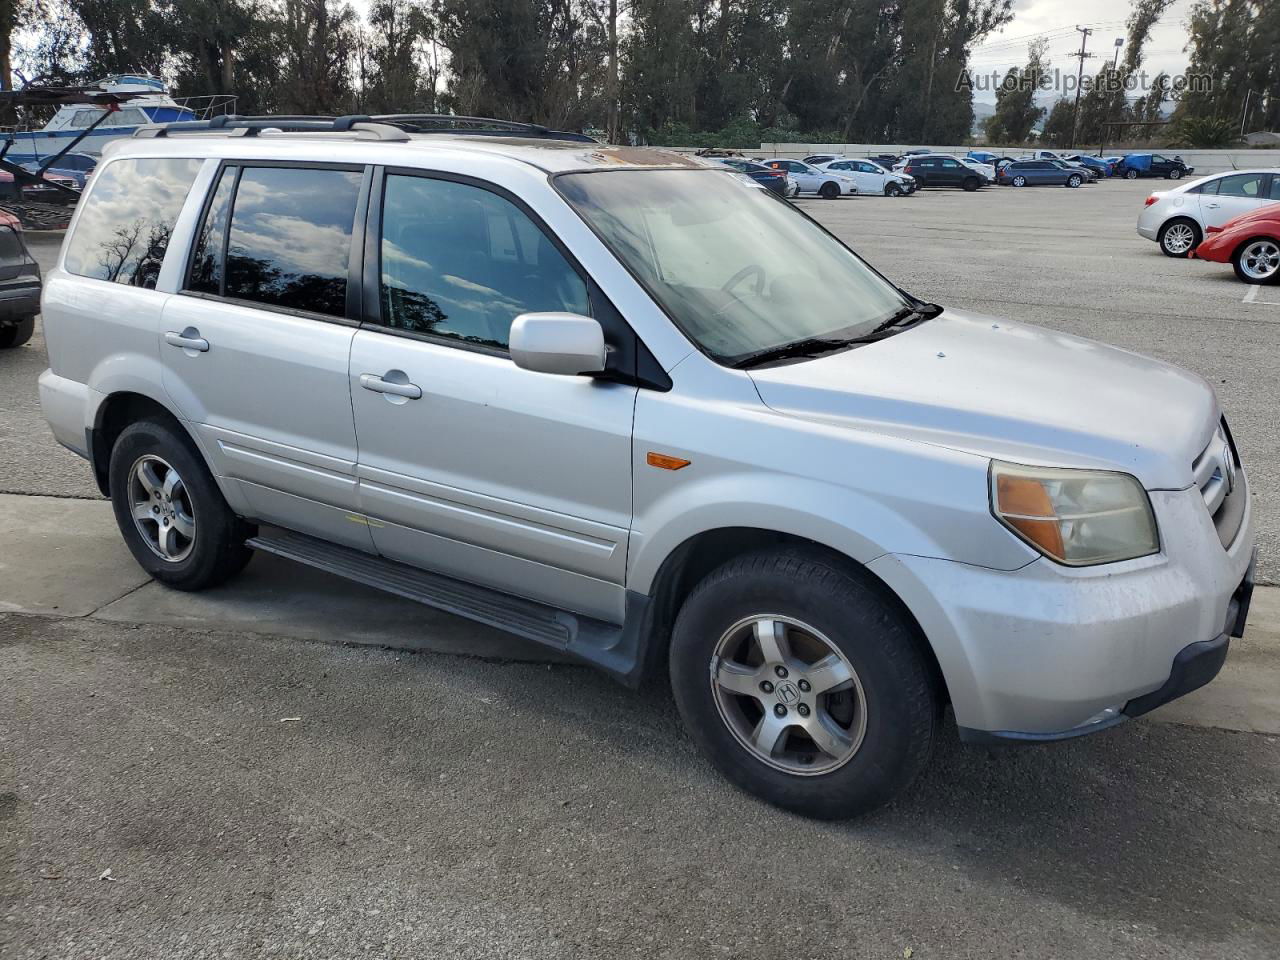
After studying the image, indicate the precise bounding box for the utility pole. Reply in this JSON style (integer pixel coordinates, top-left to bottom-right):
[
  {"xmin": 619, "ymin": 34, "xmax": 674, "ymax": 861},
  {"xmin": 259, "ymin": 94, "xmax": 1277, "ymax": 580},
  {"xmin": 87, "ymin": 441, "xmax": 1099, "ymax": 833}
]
[{"xmin": 1067, "ymin": 26, "xmax": 1094, "ymax": 150}]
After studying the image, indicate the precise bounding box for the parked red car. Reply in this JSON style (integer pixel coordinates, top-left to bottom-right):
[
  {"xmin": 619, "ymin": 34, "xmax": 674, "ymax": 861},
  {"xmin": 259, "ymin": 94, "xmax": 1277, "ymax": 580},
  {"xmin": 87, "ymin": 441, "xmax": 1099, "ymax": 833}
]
[{"xmin": 1193, "ymin": 203, "xmax": 1280, "ymax": 284}]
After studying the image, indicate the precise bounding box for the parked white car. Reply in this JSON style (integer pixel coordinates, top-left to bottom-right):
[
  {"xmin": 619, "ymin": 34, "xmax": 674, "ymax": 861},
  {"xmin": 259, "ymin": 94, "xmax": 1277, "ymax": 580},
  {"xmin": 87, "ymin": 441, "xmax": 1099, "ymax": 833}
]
[
  {"xmin": 760, "ymin": 158, "xmax": 858, "ymax": 198},
  {"xmin": 957, "ymin": 157, "xmax": 997, "ymax": 182},
  {"xmin": 1137, "ymin": 169, "xmax": 1280, "ymax": 257},
  {"xmin": 817, "ymin": 158, "xmax": 916, "ymax": 196}
]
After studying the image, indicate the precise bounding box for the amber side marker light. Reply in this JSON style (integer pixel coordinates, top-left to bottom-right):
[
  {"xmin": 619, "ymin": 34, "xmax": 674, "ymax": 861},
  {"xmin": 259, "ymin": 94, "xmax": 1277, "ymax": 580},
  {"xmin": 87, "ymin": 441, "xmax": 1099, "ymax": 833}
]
[
  {"xmin": 647, "ymin": 452, "xmax": 691, "ymax": 471},
  {"xmin": 993, "ymin": 471, "xmax": 1066, "ymax": 559}
]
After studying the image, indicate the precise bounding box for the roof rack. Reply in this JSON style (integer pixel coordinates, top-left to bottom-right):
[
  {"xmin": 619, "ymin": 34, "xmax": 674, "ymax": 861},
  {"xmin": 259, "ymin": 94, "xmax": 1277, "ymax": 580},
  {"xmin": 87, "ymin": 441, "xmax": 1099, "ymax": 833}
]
[
  {"xmin": 135, "ymin": 114, "xmax": 411, "ymax": 141},
  {"xmin": 134, "ymin": 113, "xmax": 597, "ymax": 143},
  {"xmin": 368, "ymin": 114, "xmax": 597, "ymax": 142}
]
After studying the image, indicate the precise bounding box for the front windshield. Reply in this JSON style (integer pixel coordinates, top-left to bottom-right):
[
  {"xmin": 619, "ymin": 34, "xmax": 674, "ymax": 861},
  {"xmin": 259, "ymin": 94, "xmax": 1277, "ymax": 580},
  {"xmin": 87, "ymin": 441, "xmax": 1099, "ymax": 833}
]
[{"xmin": 556, "ymin": 169, "xmax": 909, "ymax": 364}]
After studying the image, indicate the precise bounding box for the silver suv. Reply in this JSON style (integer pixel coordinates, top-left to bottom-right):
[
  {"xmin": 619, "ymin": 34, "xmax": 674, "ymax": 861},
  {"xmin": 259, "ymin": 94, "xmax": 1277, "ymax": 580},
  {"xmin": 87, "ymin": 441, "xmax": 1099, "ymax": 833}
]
[{"xmin": 39, "ymin": 116, "xmax": 1256, "ymax": 818}]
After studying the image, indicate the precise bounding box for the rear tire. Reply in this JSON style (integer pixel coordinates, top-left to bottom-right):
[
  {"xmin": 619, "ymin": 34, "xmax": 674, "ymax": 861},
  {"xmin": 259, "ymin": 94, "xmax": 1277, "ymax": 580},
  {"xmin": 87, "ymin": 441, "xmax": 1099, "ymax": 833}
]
[
  {"xmin": 108, "ymin": 417, "xmax": 256, "ymax": 590},
  {"xmin": 1169, "ymin": 168, "xmax": 1183, "ymax": 180},
  {"xmin": 1125, "ymin": 169, "xmax": 1139, "ymax": 180},
  {"xmin": 818, "ymin": 181, "xmax": 840, "ymax": 200},
  {"xmin": 1158, "ymin": 218, "xmax": 1201, "ymax": 257},
  {"xmin": 0, "ymin": 315, "xmax": 35, "ymax": 349},
  {"xmin": 668, "ymin": 548, "xmax": 938, "ymax": 820}
]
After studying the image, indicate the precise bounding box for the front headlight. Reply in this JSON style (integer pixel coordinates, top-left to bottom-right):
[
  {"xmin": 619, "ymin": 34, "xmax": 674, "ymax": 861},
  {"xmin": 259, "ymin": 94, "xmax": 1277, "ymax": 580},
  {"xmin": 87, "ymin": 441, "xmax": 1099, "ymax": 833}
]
[{"xmin": 990, "ymin": 461, "xmax": 1159, "ymax": 566}]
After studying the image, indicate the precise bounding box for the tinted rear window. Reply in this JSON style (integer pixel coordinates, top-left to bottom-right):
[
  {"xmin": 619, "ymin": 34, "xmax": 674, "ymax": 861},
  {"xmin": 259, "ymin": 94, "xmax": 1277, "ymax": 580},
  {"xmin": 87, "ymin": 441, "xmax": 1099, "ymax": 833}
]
[
  {"xmin": 64, "ymin": 157, "xmax": 201, "ymax": 288},
  {"xmin": 223, "ymin": 166, "xmax": 363, "ymax": 317}
]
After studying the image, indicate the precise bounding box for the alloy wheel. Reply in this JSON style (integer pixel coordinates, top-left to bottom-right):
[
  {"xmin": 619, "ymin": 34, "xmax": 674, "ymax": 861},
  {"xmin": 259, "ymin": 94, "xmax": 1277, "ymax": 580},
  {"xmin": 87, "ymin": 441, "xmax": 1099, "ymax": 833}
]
[
  {"xmin": 1162, "ymin": 222, "xmax": 1197, "ymax": 255},
  {"xmin": 128, "ymin": 454, "xmax": 196, "ymax": 562},
  {"xmin": 709, "ymin": 615, "xmax": 867, "ymax": 776},
  {"xmin": 1240, "ymin": 240, "xmax": 1280, "ymax": 281}
]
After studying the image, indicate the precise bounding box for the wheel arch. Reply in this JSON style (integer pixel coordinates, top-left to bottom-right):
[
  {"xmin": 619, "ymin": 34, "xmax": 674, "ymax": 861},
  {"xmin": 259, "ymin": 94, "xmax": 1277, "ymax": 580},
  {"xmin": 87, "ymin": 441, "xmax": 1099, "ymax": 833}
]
[
  {"xmin": 638, "ymin": 525, "xmax": 950, "ymax": 705},
  {"xmin": 89, "ymin": 391, "xmax": 199, "ymax": 496}
]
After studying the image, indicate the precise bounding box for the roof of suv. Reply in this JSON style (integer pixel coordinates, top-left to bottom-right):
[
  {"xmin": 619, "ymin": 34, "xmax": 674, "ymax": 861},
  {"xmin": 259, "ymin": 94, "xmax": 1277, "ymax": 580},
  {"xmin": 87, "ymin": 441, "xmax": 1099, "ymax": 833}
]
[{"xmin": 110, "ymin": 125, "xmax": 706, "ymax": 175}]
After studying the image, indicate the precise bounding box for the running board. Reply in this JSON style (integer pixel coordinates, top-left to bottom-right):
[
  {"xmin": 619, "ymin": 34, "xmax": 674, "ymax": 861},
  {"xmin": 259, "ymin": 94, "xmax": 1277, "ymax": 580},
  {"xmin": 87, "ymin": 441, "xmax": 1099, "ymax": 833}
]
[{"xmin": 246, "ymin": 528, "xmax": 651, "ymax": 684}]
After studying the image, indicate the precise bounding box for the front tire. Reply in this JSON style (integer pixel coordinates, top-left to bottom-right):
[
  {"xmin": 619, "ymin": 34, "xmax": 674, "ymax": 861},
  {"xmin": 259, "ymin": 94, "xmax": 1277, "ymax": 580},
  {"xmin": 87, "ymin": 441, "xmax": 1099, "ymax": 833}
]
[
  {"xmin": 1233, "ymin": 238, "xmax": 1280, "ymax": 285},
  {"xmin": 109, "ymin": 417, "xmax": 256, "ymax": 590},
  {"xmin": 818, "ymin": 181, "xmax": 840, "ymax": 200},
  {"xmin": 1011, "ymin": 175, "xmax": 1027, "ymax": 187},
  {"xmin": 1067, "ymin": 174, "xmax": 1083, "ymax": 188},
  {"xmin": 1125, "ymin": 169, "xmax": 1139, "ymax": 180},
  {"xmin": 885, "ymin": 182, "xmax": 903, "ymax": 197},
  {"xmin": 1158, "ymin": 218, "xmax": 1201, "ymax": 257},
  {"xmin": 1169, "ymin": 168, "xmax": 1183, "ymax": 180},
  {"xmin": 0, "ymin": 315, "xmax": 35, "ymax": 349},
  {"xmin": 668, "ymin": 548, "xmax": 938, "ymax": 819},
  {"xmin": 961, "ymin": 177, "xmax": 979, "ymax": 192}
]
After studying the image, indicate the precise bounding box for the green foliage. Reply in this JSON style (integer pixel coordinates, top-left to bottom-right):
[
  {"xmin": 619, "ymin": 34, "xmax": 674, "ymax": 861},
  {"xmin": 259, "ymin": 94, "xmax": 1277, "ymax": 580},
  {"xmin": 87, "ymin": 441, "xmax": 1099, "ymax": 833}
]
[
  {"xmin": 1169, "ymin": 116, "xmax": 1240, "ymax": 148},
  {"xmin": 6, "ymin": 0, "xmax": 1211, "ymax": 150},
  {"xmin": 1040, "ymin": 98, "xmax": 1075, "ymax": 146},
  {"xmin": 1176, "ymin": 0, "xmax": 1278, "ymax": 134},
  {"xmin": 983, "ymin": 40, "xmax": 1048, "ymax": 144}
]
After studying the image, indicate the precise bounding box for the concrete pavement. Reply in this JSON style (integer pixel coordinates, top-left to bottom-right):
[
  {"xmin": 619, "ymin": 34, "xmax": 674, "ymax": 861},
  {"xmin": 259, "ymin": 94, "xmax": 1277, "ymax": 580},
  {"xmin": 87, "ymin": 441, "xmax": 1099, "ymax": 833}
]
[{"xmin": 3, "ymin": 489, "xmax": 1279, "ymax": 957}]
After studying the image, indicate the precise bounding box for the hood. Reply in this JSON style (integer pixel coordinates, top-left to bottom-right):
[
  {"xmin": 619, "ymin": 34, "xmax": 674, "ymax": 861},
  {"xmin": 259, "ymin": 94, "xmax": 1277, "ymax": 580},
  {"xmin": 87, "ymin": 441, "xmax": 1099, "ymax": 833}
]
[
  {"xmin": 747, "ymin": 310, "xmax": 1217, "ymax": 490},
  {"xmin": 1218, "ymin": 204, "xmax": 1280, "ymax": 233}
]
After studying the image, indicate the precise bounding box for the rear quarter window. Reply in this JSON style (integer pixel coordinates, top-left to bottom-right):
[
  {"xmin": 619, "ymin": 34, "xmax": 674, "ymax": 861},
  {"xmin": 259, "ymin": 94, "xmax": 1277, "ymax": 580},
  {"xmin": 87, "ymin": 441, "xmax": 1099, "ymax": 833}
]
[{"xmin": 64, "ymin": 157, "xmax": 202, "ymax": 289}]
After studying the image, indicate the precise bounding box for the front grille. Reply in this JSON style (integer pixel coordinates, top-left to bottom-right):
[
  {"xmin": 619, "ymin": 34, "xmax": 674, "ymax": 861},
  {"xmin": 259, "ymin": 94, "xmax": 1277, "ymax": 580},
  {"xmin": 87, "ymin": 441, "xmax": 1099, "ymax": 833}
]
[{"xmin": 1192, "ymin": 419, "xmax": 1245, "ymax": 548}]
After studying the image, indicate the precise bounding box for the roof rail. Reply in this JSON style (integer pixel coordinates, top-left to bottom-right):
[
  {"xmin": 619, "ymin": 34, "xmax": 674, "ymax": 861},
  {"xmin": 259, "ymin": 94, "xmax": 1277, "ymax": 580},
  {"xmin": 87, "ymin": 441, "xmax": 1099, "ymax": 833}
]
[
  {"xmin": 368, "ymin": 114, "xmax": 597, "ymax": 142},
  {"xmin": 135, "ymin": 115, "xmax": 410, "ymax": 141},
  {"xmin": 132, "ymin": 113, "xmax": 596, "ymax": 144}
]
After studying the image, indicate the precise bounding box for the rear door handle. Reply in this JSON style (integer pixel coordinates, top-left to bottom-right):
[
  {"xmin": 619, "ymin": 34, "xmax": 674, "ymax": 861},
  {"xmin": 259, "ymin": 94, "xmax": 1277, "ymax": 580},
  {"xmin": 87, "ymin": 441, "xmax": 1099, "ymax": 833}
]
[
  {"xmin": 360, "ymin": 372, "xmax": 422, "ymax": 400},
  {"xmin": 164, "ymin": 329, "xmax": 209, "ymax": 352}
]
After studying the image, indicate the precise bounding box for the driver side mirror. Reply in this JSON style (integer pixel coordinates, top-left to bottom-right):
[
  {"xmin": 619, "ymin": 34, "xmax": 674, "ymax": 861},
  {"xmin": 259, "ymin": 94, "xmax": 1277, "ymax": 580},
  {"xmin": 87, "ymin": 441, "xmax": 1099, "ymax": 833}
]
[{"xmin": 510, "ymin": 313, "xmax": 607, "ymax": 376}]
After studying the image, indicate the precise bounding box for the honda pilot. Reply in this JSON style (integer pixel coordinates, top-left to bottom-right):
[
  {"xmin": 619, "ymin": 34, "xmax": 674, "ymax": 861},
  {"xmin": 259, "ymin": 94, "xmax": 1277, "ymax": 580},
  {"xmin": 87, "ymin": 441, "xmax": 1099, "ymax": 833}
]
[{"xmin": 39, "ymin": 116, "xmax": 1255, "ymax": 818}]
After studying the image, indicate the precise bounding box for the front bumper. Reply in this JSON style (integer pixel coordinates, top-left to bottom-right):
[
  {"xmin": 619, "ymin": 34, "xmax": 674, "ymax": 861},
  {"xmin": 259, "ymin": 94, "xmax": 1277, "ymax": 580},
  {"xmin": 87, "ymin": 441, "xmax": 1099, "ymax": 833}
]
[{"xmin": 868, "ymin": 480, "xmax": 1255, "ymax": 740}]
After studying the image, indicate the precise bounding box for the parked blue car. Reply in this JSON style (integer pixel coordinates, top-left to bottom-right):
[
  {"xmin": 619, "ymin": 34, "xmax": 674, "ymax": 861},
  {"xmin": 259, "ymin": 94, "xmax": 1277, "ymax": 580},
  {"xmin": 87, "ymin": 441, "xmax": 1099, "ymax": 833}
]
[{"xmin": 1063, "ymin": 154, "xmax": 1112, "ymax": 177}]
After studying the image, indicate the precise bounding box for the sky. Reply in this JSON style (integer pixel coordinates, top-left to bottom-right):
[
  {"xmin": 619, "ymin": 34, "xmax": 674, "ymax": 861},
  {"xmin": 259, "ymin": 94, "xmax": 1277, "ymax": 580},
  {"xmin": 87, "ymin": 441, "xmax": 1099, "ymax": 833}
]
[{"xmin": 968, "ymin": 0, "xmax": 1200, "ymax": 104}]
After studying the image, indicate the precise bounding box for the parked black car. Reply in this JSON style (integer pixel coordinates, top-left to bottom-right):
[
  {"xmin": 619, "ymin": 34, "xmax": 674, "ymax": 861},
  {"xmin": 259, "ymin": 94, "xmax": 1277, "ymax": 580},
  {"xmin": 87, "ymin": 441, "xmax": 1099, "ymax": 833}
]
[
  {"xmin": 900, "ymin": 155, "xmax": 985, "ymax": 191},
  {"xmin": 713, "ymin": 157, "xmax": 792, "ymax": 196},
  {"xmin": 1116, "ymin": 153, "xmax": 1195, "ymax": 180},
  {"xmin": 0, "ymin": 215, "xmax": 41, "ymax": 349}
]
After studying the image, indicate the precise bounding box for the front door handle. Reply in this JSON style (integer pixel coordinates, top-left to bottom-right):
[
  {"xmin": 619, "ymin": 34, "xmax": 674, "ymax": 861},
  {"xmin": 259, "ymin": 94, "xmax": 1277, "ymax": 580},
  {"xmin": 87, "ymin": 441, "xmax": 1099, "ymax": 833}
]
[
  {"xmin": 360, "ymin": 372, "xmax": 422, "ymax": 400},
  {"xmin": 1205, "ymin": 202, "xmax": 1221, "ymax": 209},
  {"xmin": 164, "ymin": 328, "xmax": 209, "ymax": 352}
]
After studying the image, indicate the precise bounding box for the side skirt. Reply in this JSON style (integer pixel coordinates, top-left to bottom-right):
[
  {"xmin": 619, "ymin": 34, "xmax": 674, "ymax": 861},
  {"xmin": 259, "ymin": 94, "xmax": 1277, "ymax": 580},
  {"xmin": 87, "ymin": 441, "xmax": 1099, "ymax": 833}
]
[{"xmin": 247, "ymin": 526, "xmax": 655, "ymax": 687}]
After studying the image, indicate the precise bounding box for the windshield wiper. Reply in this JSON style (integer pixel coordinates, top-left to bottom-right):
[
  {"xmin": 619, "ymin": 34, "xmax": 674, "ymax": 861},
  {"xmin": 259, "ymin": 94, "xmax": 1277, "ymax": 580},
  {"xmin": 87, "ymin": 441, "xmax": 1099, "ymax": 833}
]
[
  {"xmin": 867, "ymin": 301, "xmax": 944, "ymax": 337},
  {"xmin": 731, "ymin": 337, "xmax": 855, "ymax": 369},
  {"xmin": 731, "ymin": 303, "xmax": 944, "ymax": 370}
]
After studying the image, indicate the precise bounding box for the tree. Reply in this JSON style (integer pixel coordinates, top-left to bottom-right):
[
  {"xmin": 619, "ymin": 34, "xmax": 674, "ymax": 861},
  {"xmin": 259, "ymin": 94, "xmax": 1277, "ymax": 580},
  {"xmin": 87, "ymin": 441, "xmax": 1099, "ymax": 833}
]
[
  {"xmin": 1040, "ymin": 97, "xmax": 1074, "ymax": 145},
  {"xmin": 359, "ymin": 0, "xmax": 437, "ymax": 114},
  {"xmin": 983, "ymin": 38, "xmax": 1048, "ymax": 144},
  {"xmin": 277, "ymin": 0, "xmax": 359, "ymax": 115},
  {"xmin": 441, "ymin": 0, "xmax": 608, "ymax": 129},
  {"xmin": 67, "ymin": 0, "xmax": 167, "ymax": 75}
]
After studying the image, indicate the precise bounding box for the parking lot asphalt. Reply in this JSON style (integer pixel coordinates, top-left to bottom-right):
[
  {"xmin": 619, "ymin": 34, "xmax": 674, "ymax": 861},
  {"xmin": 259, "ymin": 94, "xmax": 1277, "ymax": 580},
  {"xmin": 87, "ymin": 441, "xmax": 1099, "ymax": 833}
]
[{"xmin": 4, "ymin": 183, "xmax": 1280, "ymax": 958}]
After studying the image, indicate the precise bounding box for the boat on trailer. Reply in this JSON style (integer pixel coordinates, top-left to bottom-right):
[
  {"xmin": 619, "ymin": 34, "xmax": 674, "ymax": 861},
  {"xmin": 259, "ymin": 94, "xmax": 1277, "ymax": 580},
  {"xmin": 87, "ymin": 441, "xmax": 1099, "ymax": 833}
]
[{"xmin": 5, "ymin": 74, "xmax": 236, "ymax": 158}]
